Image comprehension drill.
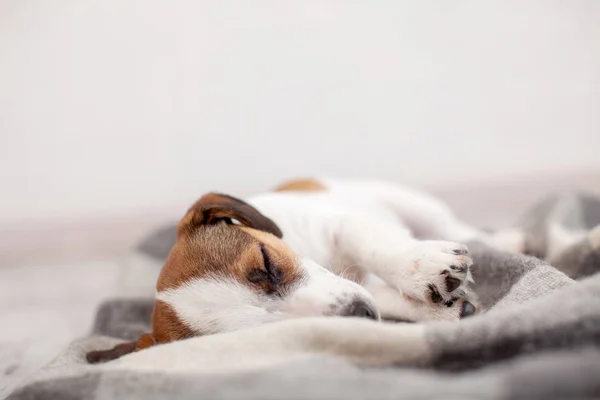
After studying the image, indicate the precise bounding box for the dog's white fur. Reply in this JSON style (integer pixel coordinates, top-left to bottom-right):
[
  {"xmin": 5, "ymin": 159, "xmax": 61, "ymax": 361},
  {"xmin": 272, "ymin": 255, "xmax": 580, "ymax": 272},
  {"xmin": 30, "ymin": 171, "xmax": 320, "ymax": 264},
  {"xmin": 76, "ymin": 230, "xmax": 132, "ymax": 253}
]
[
  {"xmin": 157, "ymin": 258, "xmax": 374, "ymax": 334},
  {"xmin": 156, "ymin": 179, "xmax": 495, "ymax": 331}
]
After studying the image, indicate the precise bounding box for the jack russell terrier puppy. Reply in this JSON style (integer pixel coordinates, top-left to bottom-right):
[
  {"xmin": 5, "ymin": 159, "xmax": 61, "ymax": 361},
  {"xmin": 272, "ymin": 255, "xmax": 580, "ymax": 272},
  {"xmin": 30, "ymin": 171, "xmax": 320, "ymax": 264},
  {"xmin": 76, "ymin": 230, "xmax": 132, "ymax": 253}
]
[{"xmin": 88, "ymin": 178, "xmax": 496, "ymax": 363}]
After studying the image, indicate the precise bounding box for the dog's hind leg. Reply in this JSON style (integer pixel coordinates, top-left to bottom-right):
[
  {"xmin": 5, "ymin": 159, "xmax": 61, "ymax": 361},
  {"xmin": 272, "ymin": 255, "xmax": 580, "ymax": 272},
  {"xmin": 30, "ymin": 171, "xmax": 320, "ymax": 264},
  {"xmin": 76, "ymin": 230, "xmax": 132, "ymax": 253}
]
[
  {"xmin": 326, "ymin": 180, "xmax": 484, "ymax": 242},
  {"xmin": 326, "ymin": 179, "xmax": 524, "ymax": 252}
]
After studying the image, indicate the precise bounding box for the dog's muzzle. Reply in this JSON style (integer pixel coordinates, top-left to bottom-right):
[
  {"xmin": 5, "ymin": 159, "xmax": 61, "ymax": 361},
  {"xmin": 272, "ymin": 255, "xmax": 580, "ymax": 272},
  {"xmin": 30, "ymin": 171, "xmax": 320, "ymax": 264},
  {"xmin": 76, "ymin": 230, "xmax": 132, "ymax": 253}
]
[{"xmin": 342, "ymin": 298, "xmax": 378, "ymax": 321}]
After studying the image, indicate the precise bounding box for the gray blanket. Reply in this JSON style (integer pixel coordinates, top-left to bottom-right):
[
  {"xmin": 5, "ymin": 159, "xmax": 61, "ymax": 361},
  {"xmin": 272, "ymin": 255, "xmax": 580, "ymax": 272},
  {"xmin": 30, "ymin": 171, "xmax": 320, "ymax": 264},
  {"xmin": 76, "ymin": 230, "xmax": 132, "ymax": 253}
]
[{"xmin": 8, "ymin": 193, "xmax": 600, "ymax": 399}]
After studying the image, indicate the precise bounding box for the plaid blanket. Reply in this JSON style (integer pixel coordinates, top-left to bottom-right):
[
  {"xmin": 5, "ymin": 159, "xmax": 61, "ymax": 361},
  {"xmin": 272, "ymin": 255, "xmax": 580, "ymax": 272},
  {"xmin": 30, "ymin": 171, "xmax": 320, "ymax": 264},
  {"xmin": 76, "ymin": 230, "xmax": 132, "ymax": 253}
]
[{"xmin": 8, "ymin": 193, "xmax": 600, "ymax": 399}]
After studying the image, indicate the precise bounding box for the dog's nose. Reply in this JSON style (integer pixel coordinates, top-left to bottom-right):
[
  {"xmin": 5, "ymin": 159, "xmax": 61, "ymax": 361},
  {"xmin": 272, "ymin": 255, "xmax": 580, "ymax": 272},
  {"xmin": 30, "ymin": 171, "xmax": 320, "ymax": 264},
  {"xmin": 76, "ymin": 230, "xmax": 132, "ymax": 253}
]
[
  {"xmin": 343, "ymin": 299, "xmax": 378, "ymax": 320},
  {"xmin": 460, "ymin": 301, "xmax": 476, "ymax": 318}
]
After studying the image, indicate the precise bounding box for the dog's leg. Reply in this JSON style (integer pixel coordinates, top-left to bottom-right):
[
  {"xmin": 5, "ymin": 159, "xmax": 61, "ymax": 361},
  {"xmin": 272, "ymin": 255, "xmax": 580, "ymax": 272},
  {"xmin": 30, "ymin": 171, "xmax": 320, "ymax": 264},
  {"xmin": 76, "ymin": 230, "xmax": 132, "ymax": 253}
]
[
  {"xmin": 333, "ymin": 216, "xmax": 477, "ymax": 318},
  {"xmin": 340, "ymin": 181, "xmax": 483, "ymax": 240},
  {"xmin": 363, "ymin": 274, "xmax": 474, "ymax": 322},
  {"xmin": 328, "ymin": 180, "xmax": 523, "ymax": 252}
]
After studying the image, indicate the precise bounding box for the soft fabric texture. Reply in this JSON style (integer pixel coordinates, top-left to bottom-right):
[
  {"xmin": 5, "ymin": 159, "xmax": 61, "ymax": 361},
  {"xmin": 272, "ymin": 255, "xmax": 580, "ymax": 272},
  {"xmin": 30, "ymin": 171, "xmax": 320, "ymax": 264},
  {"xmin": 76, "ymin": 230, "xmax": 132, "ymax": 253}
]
[{"xmin": 8, "ymin": 192, "xmax": 600, "ymax": 400}]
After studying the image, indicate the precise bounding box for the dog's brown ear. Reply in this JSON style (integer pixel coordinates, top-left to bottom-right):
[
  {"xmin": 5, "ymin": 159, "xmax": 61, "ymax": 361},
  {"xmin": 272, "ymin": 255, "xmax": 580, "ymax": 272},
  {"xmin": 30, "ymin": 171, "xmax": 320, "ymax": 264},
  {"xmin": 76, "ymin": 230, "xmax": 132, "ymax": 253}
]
[
  {"xmin": 86, "ymin": 333, "xmax": 156, "ymax": 364},
  {"xmin": 135, "ymin": 332, "xmax": 157, "ymax": 351},
  {"xmin": 86, "ymin": 341, "xmax": 137, "ymax": 364},
  {"xmin": 177, "ymin": 193, "xmax": 283, "ymax": 238}
]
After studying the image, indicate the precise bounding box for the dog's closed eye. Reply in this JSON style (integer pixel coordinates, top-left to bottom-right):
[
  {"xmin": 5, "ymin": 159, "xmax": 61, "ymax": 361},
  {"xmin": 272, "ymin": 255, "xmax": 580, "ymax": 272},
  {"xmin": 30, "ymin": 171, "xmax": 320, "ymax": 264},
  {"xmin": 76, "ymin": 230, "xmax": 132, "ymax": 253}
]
[{"xmin": 247, "ymin": 244, "xmax": 282, "ymax": 292}]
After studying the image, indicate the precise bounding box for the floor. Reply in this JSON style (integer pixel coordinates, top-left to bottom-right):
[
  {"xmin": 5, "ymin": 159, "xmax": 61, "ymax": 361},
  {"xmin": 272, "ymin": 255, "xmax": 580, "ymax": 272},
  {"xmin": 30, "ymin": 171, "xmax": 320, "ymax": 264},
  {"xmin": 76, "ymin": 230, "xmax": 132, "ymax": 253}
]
[{"xmin": 0, "ymin": 261, "xmax": 120, "ymax": 397}]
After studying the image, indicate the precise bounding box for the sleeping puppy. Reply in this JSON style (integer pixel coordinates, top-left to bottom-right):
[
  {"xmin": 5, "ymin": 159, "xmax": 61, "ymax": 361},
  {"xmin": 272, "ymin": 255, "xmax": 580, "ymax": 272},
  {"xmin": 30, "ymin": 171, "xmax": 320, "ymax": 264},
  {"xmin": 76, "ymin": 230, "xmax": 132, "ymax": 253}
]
[{"xmin": 88, "ymin": 178, "xmax": 486, "ymax": 363}]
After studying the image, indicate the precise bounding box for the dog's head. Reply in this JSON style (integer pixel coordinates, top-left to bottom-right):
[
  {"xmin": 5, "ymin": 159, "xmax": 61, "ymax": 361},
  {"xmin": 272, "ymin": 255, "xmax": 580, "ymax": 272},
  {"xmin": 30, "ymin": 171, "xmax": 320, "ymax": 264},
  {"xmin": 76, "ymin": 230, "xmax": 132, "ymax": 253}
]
[{"xmin": 87, "ymin": 193, "xmax": 377, "ymax": 363}]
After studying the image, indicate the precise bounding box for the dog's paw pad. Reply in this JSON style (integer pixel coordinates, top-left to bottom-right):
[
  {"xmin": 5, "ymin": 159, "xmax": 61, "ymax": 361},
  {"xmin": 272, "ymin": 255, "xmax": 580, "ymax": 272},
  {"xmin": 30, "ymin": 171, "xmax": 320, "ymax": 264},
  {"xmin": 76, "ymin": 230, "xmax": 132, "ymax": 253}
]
[{"xmin": 402, "ymin": 240, "xmax": 474, "ymax": 304}]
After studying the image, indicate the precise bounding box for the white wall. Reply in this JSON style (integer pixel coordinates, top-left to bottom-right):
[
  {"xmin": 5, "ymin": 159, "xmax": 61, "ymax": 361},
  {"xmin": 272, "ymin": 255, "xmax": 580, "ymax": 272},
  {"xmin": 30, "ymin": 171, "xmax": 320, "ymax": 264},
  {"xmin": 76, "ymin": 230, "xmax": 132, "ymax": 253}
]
[{"xmin": 1, "ymin": 1, "xmax": 599, "ymax": 224}]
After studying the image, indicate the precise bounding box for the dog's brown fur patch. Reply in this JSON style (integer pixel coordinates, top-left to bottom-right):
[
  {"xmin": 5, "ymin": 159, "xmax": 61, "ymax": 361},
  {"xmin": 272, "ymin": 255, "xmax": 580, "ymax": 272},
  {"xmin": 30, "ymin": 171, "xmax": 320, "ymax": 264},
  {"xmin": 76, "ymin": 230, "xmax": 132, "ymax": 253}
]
[
  {"xmin": 150, "ymin": 300, "xmax": 196, "ymax": 343},
  {"xmin": 274, "ymin": 178, "xmax": 327, "ymax": 192},
  {"xmin": 156, "ymin": 223, "xmax": 255, "ymax": 292},
  {"xmin": 135, "ymin": 332, "xmax": 157, "ymax": 351},
  {"xmin": 241, "ymin": 227, "xmax": 304, "ymax": 293}
]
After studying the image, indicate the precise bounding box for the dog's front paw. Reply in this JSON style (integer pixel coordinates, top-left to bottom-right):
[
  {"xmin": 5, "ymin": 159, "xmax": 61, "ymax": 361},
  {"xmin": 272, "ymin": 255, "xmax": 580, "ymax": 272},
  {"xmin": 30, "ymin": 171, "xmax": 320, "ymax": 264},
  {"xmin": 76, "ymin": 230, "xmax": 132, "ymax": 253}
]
[{"xmin": 398, "ymin": 240, "xmax": 475, "ymax": 315}]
